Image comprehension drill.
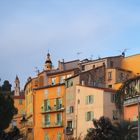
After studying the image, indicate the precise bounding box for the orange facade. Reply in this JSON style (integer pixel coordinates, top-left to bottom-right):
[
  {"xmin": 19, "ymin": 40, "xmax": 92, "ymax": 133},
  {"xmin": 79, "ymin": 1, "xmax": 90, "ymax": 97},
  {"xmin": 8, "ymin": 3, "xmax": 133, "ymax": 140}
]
[
  {"xmin": 33, "ymin": 70, "xmax": 75, "ymax": 140},
  {"xmin": 124, "ymin": 104, "xmax": 138, "ymax": 121}
]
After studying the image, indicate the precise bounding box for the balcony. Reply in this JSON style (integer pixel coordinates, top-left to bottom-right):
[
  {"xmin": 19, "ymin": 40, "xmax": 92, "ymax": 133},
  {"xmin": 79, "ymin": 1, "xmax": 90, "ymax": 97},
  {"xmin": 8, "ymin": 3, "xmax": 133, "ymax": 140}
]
[
  {"xmin": 124, "ymin": 96, "xmax": 140, "ymax": 106},
  {"xmin": 42, "ymin": 121, "xmax": 63, "ymax": 128},
  {"xmin": 65, "ymin": 127, "xmax": 73, "ymax": 135},
  {"xmin": 41, "ymin": 105, "xmax": 64, "ymax": 114}
]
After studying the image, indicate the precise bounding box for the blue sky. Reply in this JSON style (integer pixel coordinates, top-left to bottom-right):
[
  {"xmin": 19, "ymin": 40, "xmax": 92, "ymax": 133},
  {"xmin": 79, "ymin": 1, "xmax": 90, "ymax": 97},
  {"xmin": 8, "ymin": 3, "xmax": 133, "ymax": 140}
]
[{"xmin": 0, "ymin": 0, "xmax": 140, "ymax": 88}]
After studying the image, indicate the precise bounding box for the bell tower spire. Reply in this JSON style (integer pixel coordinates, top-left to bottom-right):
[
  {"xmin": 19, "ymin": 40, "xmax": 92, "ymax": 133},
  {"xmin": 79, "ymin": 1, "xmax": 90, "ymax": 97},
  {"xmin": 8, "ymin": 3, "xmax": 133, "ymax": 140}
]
[
  {"xmin": 44, "ymin": 52, "xmax": 52, "ymax": 70},
  {"xmin": 14, "ymin": 75, "xmax": 20, "ymax": 96}
]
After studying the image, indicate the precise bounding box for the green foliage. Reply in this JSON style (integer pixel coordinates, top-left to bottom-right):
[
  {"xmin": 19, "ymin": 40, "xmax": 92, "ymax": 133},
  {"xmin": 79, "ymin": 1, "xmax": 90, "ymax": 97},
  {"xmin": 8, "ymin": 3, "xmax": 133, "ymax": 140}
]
[
  {"xmin": 0, "ymin": 80, "xmax": 17, "ymax": 131},
  {"xmin": 113, "ymin": 120, "xmax": 137, "ymax": 140},
  {"xmin": 115, "ymin": 76, "xmax": 140, "ymax": 109},
  {"xmin": 85, "ymin": 116, "xmax": 138, "ymax": 140}
]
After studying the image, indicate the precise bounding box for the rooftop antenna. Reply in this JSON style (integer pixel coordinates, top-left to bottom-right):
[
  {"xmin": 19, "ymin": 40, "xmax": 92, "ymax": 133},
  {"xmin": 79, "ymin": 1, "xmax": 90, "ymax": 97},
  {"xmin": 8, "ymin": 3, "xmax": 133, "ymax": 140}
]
[{"xmin": 118, "ymin": 48, "xmax": 129, "ymax": 57}]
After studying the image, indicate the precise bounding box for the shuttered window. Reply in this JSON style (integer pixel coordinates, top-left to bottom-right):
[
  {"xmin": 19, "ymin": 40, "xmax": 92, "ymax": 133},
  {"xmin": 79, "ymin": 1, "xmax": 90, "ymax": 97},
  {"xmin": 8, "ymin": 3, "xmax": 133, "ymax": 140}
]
[
  {"xmin": 85, "ymin": 95, "xmax": 93, "ymax": 104},
  {"xmin": 85, "ymin": 111, "xmax": 94, "ymax": 121}
]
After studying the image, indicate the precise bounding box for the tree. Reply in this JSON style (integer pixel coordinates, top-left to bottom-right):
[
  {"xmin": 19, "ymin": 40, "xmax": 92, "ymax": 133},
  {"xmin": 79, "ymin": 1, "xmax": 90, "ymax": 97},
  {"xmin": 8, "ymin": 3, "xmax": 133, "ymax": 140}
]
[
  {"xmin": 113, "ymin": 120, "xmax": 137, "ymax": 140},
  {"xmin": 0, "ymin": 80, "xmax": 17, "ymax": 133},
  {"xmin": 84, "ymin": 116, "xmax": 137, "ymax": 140},
  {"xmin": 85, "ymin": 116, "xmax": 115, "ymax": 140}
]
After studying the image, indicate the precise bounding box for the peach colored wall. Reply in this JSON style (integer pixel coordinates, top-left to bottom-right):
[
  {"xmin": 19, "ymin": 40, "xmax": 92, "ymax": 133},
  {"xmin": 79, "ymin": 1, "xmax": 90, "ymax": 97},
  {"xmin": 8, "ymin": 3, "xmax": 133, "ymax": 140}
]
[
  {"xmin": 65, "ymin": 76, "xmax": 79, "ymax": 138},
  {"xmin": 103, "ymin": 92, "xmax": 116, "ymax": 120},
  {"xmin": 74, "ymin": 86, "xmax": 116, "ymax": 139}
]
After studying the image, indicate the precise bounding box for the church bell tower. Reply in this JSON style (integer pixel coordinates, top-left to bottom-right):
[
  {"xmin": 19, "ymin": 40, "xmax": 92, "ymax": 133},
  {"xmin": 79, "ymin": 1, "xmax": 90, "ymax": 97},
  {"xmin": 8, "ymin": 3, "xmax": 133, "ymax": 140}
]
[
  {"xmin": 44, "ymin": 53, "xmax": 52, "ymax": 70},
  {"xmin": 14, "ymin": 76, "xmax": 20, "ymax": 96}
]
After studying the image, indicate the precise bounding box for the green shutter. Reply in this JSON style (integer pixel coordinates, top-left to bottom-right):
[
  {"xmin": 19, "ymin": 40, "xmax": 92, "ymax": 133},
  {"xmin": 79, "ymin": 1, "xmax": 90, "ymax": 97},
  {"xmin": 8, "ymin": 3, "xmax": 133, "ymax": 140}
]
[
  {"xmin": 85, "ymin": 96, "xmax": 88, "ymax": 104},
  {"xmin": 59, "ymin": 99, "xmax": 62, "ymax": 108},
  {"xmin": 41, "ymin": 102, "xmax": 44, "ymax": 112},
  {"xmin": 47, "ymin": 100, "xmax": 50, "ymax": 110},
  {"xmin": 54, "ymin": 99, "xmax": 56, "ymax": 110},
  {"xmin": 91, "ymin": 95, "xmax": 93, "ymax": 103},
  {"xmin": 48, "ymin": 114, "xmax": 50, "ymax": 124},
  {"xmin": 60, "ymin": 113, "xmax": 62, "ymax": 124},
  {"xmin": 91, "ymin": 112, "xmax": 94, "ymax": 120}
]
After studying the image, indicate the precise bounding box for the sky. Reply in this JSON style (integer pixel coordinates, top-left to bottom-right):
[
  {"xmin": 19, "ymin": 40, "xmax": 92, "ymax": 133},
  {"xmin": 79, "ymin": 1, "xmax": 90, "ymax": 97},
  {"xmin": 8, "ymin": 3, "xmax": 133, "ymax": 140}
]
[{"xmin": 0, "ymin": 0, "xmax": 140, "ymax": 89}]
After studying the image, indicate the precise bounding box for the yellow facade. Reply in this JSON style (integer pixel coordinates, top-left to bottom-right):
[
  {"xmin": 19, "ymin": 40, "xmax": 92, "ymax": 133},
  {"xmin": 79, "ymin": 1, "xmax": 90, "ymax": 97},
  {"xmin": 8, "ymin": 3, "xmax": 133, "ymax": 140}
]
[
  {"xmin": 24, "ymin": 77, "xmax": 38, "ymax": 128},
  {"xmin": 13, "ymin": 96, "xmax": 25, "ymax": 129},
  {"xmin": 33, "ymin": 70, "xmax": 75, "ymax": 140},
  {"xmin": 121, "ymin": 54, "xmax": 140, "ymax": 75},
  {"xmin": 120, "ymin": 54, "xmax": 140, "ymax": 121}
]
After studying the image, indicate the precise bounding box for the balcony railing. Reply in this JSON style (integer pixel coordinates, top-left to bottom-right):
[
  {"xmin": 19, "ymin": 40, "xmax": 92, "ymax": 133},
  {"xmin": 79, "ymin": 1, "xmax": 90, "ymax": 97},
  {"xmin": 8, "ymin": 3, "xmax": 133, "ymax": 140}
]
[
  {"xmin": 65, "ymin": 127, "xmax": 73, "ymax": 135},
  {"xmin": 124, "ymin": 96, "xmax": 140, "ymax": 106},
  {"xmin": 41, "ymin": 105, "xmax": 64, "ymax": 113},
  {"xmin": 42, "ymin": 121, "xmax": 63, "ymax": 128}
]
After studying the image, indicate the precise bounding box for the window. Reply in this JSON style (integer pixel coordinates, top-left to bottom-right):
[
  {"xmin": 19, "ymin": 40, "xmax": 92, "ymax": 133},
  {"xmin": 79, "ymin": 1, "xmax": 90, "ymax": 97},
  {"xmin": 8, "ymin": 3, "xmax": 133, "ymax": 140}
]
[
  {"xmin": 81, "ymin": 65, "xmax": 85, "ymax": 71},
  {"xmin": 52, "ymin": 78, "xmax": 56, "ymax": 85},
  {"xmin": 108, "ymin": 72, "xmax": 112, "ymax": 80},
  {"xmin": 69, "ymin": 106, "xmax": 74, "ymax": 113},
  {"xmin": 86, "ymin": 95, "xmax": 93, "ymax": 104},
  {"xmin": 44, "ymin": 114, "xmax": 50, "ymax": 126},
  {"xmin": 44, "ymin": 100, "xmax": 51, "ymax": 111},
  {"xmin": 19, "ymin": 99, "xmax": 23, "ymax": 105},
  {"xmin": 56, "ymin": 113, "xmax": 62, "ymax": 125},
  {"xmin": 54, "ymin": 98, "xmax": 62, "ymax": 110},
  {"xmin": 60, "ymin": 76, "xmax": 65, "ymax": 83},
  {"xmin": 120, "ymin": 73, "xmax": 124, "ymax": 81},
  {"xmin": 56, "ymin": 87, "xmax": 61, "ymax": 97},
  {"xmin": 108, "ymin": 85, "xmax": 112, "ymax": 88},
  {"xmin": 110, "ymin": 61, "xmax": 113, "ymax": 68},
  {"xmin": 67, "ymin": 121, "xmax": 72, "ymax": 128},
  {"xmin": 66, "ymin": 80, "xmax": 73, "ymax": 88},
  {"xmin": 85, "ymin": 111, "xmax": 94, "ymax": 121},
  {"xmin": 111, "ymin": 94, "xmax": 115, "ymax": 103}
]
